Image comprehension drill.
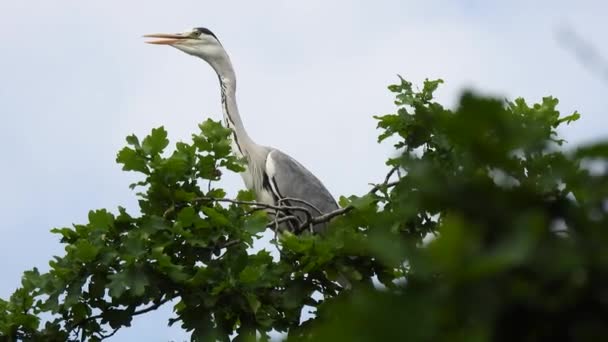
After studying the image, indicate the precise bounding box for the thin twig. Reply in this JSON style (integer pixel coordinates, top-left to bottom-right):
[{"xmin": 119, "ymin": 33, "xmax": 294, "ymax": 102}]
[
  {"xmin": 165, "ymin": 168, "xmax": 401, "ymax": 238},
  {"xmin": 221, "ymin": 239, "xmax": 241, "ymax": 249},
  {"xmin": 296, "ymin": 180, "xmax": 400, "ymax": 231},
  {"xmin": 269, "ymin": 215, "xmax": 301, "ymax": 230},
  {"xmin": 68, "ymin": 297, "xmax": 173, "ymax": 336},
  {"xmin": 277, "ymin": 197, "xmax": 323, "ymax": 216},
  {"xmin": 274, "ymin": 215, "xmax": 301, "ymax": 225},
  {"xmin": 384, "ymin": 166, "xmax": 399, "ymax": 185},
  {"xmin": 131, "ymin": 298, "xmax": 172, "ymax": 316},
  {"xmin": 196, "ymin": 196, "xmax": 315, "ymax": 228},
  {"xmin": 163, "ymin": 205, "xmax": 175, "ymax": 219},
  {"xmin": 196, "ymin": 197, "xmax": 313, "ymax": 218},
  {"xmin": 97, "ymin": 327, "xmax": 120, "ymax": 341}
]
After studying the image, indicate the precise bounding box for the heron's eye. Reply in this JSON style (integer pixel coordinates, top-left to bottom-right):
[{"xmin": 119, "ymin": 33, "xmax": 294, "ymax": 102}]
[{"xmin": 190, "ymin": 31, "xmax": 202, "ymax": 38}]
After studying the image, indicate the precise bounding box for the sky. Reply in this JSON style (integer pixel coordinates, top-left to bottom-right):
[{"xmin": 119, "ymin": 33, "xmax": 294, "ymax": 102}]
[{"xmin": 0, "ymin": 1, "xmax": 606, "ymax": 340}]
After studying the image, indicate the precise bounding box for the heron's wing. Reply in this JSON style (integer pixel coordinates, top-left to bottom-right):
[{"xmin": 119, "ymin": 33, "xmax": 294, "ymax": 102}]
[{"xmin": 265, "ymin": 149, "xmax": 338, "ymax": 232}]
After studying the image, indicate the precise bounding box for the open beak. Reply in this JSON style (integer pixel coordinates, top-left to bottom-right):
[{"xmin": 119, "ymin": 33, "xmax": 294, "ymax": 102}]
[{"xmin": 143, "ymin": 33, "xmax": 190, "ymax": 45}]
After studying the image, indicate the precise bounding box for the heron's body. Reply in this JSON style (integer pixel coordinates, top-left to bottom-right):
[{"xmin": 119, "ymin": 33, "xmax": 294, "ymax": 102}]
[{"xmin": 145, "ymin": 28, "xmax": 338, "ymax": 232}]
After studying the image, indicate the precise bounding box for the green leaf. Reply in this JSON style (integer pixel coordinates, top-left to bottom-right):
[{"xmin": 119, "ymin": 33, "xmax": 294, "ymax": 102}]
[
  {"xmin": 221, "ymin": 156, "xmax": 246, "ymax": 173},
  {"xmin": 142, "ymin": 126, "xmax": 169, "ymax": 156},
  {"xmin": 575, "ymin": 142, "xmax": 608, "ymax": 159},
  {"xmin": 107, "ymin": 273, "xmax": 127, "ymax": 299},
  {"xmin": 236, "ymin": 190, "xmax": 256, "ymax": 201},
  {"xmin": 281, "ymin": 233, "xmax": 314, "ymax": 253},
  {"xmin": 72, "ymin": 239, "xmax": 100, "ymax": 262},
  {"xmin": 6, "ymin": 77, "xmax": 608, "ymax": 342},
  {"xmin": 140, "ymin": 216, "xmax": 169, "ymax": 235},
  {"xmin": 348, "ymin": 193, "xmax": 376, "ymax": 210},
  {"xmin": 103, "ymin": 309, "xmax": 133, "ymax": 330},
  {"xmin": 368, "ymin": 231, "xmax": 407, "ymax": 267},
  {"xmin": 50, "ymin": 227, "xmax": 78, "ymax": 243},
  {"xmin": 207, "ymin": 188, "xmax": 226, "ymax": 199},
  {"xmin": 175, "ymin": 189, "xmax": 197, "ymax": 201},
  {"xmin": 107, "ymin": 267, "xmax": 149, "ymax": 298},
  {"xmin": 197, "ymin": 154, "xmax": 219, "ymax": 180},
  {"xmin": 88, "ymin": 274, "xmax": 107, "ymax": 298},
  {"xmin": 239, "ymin": 252, "xmax": 272, "ymax": 286},
  {"xmin": 88, "ymin": 209, "xmax": 114, "ymax": 232},
  {"xmin": 420, "ymin": 78, "xmax": 444, "ymax": 102},
  {"xmin": 178, "ymin": 207, "xmax": 198, "ymax": 227},
  {"xmin": 116, "ymin": 147, "xmax": 149, "ymax": 174},
  {"xmin": 71, "ymin": 303, "xmax": 89, "ymax": 322},
  {"xmin": 244, "ymin": 293, "xmax": 261, "ymax": 314},
  {"xmin": 199, "ymin": 119, "xmax": 231, "ymax": 141},
  {"xmin": 338, "ymin": 196, "xmax": 351, "ymax": 208},
  {"xmin": 556, "ymin": 111, "xmax": 580, "ymax": 126},
  {"xmin": 126, "ymin": 134, "xmax": 141, "ymax": 149},
  {"xmin": 130, "ymin": 270, "xmax": 149, "ymax": 297},
  {"xmin": 244, "ymin": 211, "xmax": 268, "ymax": 235},
  {"xmin": 202, "ymin": 207, "xmax": 230, "ymax": 226}
]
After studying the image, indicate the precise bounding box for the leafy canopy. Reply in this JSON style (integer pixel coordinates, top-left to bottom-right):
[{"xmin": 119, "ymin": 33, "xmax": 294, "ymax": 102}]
[{"xmin": 1, "ymin": 77, "xmax": 607, "ymax": 341}]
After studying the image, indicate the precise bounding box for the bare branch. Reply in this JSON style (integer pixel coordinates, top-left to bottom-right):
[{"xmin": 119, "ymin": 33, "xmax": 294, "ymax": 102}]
[
  {"xmin": 221, "ymin": 239, "xmax": 241, "ymax": 249},
  {"xmin": 196, "ymin": 196, "xmax": 315, "ymax": 229},
  {"xmin": 68, "ymin": 296, "xmax": 174, "ymax": 338},
  {"xmin": 384, "ymin": 166, "xmax": 399, "ymax": 185},
  {"xmin": 163, "ymin": 205, "xmax": 176, "ymax": 219},
  {"xmin": 196, "ymin": 197, "xmax": 313, "ymax": 218},
  {"xmin": 270, "ymin": 215, "xmax": 301, "ymax": 229},
  {"xmin": 63, "ymin": 169, "xmax": 402, "ymax": 340},
  {"xmin": 277, "ymin": 197, "xmax": 324, "ymax": 216},
  {"xmin": 97, "ymin": 327, "xmax": 119, "ymax": 341},
  {"xmin": 163, "ymin": 167, "xmax": 401, "ymax": 237},
  {"xmin": 131, "ymin": 298, "xmax": 172, "ymax": 316},
  {"xmin": 296, "ymin": 180, "xmax": 400, "ymax": 231}
]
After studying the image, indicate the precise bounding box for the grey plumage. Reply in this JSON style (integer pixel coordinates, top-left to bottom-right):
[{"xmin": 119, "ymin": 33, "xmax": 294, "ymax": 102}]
[
  {"xmin": 144, "ymin": 27, "xmax": 338, "ymax": 233},
  {"xmin": 264, "ymin": 149, "xmax": 338, "ymax": 232}
]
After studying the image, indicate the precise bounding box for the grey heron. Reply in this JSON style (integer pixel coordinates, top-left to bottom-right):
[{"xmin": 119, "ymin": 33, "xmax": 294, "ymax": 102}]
[{"xmin": 144, "ymin": 27, "xmax": 339, "ymax": 233}]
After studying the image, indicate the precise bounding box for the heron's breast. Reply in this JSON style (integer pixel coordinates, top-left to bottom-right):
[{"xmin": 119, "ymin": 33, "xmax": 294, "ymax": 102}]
[
  {"xmin": 256, "ymin": 187, "xmax": 275, "ymax": 206},
  {"xmin": 238, "ymin": 162, "xmax": 274, "ymax": 206},
  {"xmin": 240, "ymin": 167, "xmax": 254, "ymax": 190}
]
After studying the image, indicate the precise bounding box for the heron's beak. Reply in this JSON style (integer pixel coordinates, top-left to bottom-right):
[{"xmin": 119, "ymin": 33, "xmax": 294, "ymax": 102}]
[{"xmin": 143, "ymin": 33, "xmax": 190, "ymax": 45}]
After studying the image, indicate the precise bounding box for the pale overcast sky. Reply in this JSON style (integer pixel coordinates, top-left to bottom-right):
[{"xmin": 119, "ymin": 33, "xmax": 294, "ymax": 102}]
[{"xmin": 1, "ymin": 1, "xmax": 606, "ymax": 340}]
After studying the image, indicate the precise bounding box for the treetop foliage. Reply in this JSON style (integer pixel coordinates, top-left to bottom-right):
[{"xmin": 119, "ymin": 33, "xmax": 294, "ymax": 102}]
[{"xmin": 1, "ymin": 77, "xmax": 607, "ymax": 341}]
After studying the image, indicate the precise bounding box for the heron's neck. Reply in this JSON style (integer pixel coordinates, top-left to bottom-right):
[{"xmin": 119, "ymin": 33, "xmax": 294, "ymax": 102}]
[{"xmin": 208, "ymin": 54, "xmax": 257, "ymax": 156}]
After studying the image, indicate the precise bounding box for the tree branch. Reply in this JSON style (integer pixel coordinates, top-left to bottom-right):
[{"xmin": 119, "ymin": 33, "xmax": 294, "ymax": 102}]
[
  {"xmin": 68, "ymin": 296, "xmax": 174, "ymax": 339},
  {"xmin": 196, "ymin": 196, "xmax": 315, "ymax": 229},
  {"xmin": 384, "ymin": 166, "xmax": 400, "ymax": 186},
  {"xmin": 62, "ymin": 169, "xmax": 401, "ymax": 340},
  {"xmin": 196, "ymin": 197, "xmax": 313, "ymax": 218},
  {"xmin": 277, "ymin": 197, "xmax": 324, "ymax": 216},
  {"xmin": 165, "ymin": 167, "xmax": 401, "ymax": 239},
  {"xmin": 96, "ymin": 327, "xmax": 119, "ymax": 341},
  {"xmin": 296, "ymin": 178, "xmax": 400, "ymax": 231}
]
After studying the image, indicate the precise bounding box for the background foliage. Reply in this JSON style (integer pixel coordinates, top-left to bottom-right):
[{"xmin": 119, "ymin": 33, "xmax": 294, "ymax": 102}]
[{"xmin": 1, "ymin": 77, "xmax": 607, "ymax": 341}]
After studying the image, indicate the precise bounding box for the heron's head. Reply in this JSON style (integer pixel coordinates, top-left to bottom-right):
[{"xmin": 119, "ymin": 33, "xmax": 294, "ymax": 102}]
[{"xmin": 144, "ymin": 27, "xmax": 225, "ymax": 64}]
